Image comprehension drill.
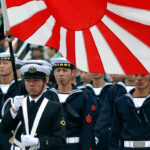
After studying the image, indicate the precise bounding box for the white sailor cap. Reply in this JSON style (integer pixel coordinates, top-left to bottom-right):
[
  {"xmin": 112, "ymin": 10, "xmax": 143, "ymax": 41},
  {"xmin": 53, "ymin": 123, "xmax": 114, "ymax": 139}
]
[
  {"xmin": 51, "ymin": 58, "xmax": 75, "ymax": 69},
  {"xmin": 0, "ymin": 52, "xmax": 17, "ymax": 61},
  {"xmin": 23, "ymin": 60, "xmax": 52, "ymax": 75},
  {"xmin": 42, "ymin": 66, "xmax": 51, "ymax": 76},
  {"xmin": 20, "ymin": 64, "xmax": 50, "ymax": 79},
  {"xmin": 23, "ymin": 60, "xmax": 51, "ymax": 68}
]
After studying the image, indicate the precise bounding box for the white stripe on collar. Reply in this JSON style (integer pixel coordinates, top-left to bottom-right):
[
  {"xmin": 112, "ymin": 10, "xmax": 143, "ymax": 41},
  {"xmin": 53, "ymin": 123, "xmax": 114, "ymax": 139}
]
[
  {"xmin": 50, "ymin": 87, "xmax": 82, "ymax": 96},
  {"xmin": 117, "ymin": 81, "xmax": 126, "ymax": 90},
  {"xmin": 126, "ymin": 93, "xmax": 150, "ymax": 101}
]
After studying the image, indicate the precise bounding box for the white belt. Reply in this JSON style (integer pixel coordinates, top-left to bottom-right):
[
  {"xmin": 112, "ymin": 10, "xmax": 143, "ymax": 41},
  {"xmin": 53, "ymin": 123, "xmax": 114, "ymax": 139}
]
[
  {"xmin": 12, "ymin": 146, "xmax": 21, "ymax": 150},
  {"xmin": 66, "ymin": 137, "xmax": 80, "ymax": 144},
  {"xmin": 124, "ymin": 141, "xmax": 150, "ymax": 148}
]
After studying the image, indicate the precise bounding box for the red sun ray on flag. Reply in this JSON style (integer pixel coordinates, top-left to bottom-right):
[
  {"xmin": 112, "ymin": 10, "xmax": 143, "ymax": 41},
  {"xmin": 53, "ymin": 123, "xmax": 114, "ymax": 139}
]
[{"xmin": 2, "ymin": 0, "xmax": 150, "ymax": 74}]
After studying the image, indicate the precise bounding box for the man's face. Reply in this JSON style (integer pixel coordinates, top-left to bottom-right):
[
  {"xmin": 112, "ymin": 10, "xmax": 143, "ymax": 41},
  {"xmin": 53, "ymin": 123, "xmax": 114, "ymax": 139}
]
[
  {"xmin": 54, "ymin": 67, "xmax": 72, "ymax": 86},
  {"xmin": 32, "ymin": 50, "xmax": 43, "ymax": 59},
  {"xmin": 134, "ymin": 74, "xmax": 150, "ymax": 90},
  {"xmin": 24, "ymin": 78, "xmax": 44, "ymax": 98},
  {"xmin": 80, "ymin": 71, "xmax": 92, "ymax": 82},
  {"xmin": 0, "ymin": 61, "xmax": 12, "ymax": 76},
  {"xmin": 46, "ymin": 47, "xmax": 56, "ymax": 57}
]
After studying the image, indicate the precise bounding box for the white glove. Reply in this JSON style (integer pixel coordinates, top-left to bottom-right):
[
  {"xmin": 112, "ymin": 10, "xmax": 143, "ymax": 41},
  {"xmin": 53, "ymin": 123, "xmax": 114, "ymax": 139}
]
[
  {"xmin": 12, "ymin": 95, "xmax": 24, "ymax": 111},
  {"xmin": 21, "ymin": 134, "xmax": 39, "ymax": 147}
]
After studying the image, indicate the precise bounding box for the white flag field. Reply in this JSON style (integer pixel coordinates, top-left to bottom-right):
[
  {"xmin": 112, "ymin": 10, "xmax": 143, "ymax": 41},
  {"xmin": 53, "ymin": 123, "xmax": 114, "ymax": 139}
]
[{"xmin": 1, "ymin": 0, "xmax": 150, "ymax": 74}]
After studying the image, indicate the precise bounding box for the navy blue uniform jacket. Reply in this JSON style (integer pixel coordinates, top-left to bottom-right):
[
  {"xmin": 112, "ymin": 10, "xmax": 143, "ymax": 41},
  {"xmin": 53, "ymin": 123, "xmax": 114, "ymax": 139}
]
[
  {"xmin": 94, "ymin": 82, "xmax": 127, "ymax": 150},
  {"xmin": 0, "ymin": 96, "xmax": 66, "ymax": 150},
  {"xmin": 110, "ymin": 90, "xmax": 150, "ymax": 150},
  {"xmin": 43, "ymin": 84, "xmax": 95, "ymax": 150}
]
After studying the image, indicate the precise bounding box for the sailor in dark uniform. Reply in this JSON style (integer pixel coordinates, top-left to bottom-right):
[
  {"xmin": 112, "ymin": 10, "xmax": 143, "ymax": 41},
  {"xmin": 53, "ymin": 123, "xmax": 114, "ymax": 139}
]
[
  {"xmin": 110, "ymin": 74, "xmax": 150, "ymax": 150},
  {"xmin": 0, "ymin": 53, "xmax": 28, "ymax": 116},
  {"xmin": 80, "ymin": 73, "xmax": 111, "ymax": 150},
  {"xmin": 0, "ymin": 52, "xmax": 27, "ymax": 150},
  {"xmin": 44, "ymin": 58, "xmax": 95, "ymax": 150},
  {"xmin": 94, "ymin": 75, "xmax": 135, "ymax": 150},
  {"xmin": 79, "ymin": 73, "xmax": 111, "ymax": 124},
  {"xmin": 0, "ymin": 64, "xmax": 66, "ymax": 150}
]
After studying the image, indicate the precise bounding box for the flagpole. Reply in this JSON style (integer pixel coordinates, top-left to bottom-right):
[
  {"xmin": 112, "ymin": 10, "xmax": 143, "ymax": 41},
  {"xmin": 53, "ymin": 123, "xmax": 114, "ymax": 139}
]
[{"xmin": 6, "ymin": 32, "xmax": 20, "ymax": 95}]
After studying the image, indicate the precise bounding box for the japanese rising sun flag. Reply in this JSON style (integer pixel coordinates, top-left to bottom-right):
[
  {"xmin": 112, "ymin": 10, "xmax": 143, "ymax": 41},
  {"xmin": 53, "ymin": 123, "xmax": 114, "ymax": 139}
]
[{"xmin": 1, "ymin": 0, "xmax": 150, "ymax": 74}]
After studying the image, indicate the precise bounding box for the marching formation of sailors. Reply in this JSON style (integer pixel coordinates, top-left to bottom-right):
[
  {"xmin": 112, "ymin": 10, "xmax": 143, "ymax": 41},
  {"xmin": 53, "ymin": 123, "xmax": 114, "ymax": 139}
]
[{"xmin": 0, "ymin": 52, "xmax": 150, "ymax": 150}]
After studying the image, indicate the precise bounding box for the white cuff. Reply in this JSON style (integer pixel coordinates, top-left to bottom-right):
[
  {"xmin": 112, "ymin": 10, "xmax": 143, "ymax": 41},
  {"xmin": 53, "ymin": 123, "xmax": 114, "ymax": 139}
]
[{"xmin": 10, "ymin": 108, "xmax": 17, "ymax": 119}]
